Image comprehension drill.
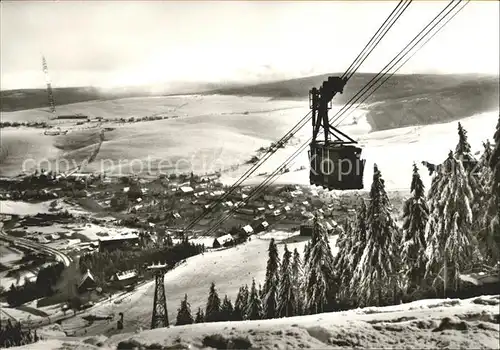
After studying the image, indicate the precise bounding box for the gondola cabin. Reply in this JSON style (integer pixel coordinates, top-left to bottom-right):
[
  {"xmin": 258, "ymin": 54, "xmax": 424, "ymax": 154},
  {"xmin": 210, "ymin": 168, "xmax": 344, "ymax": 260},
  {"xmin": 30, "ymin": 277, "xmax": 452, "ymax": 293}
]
[
  {"xmin": 308, "ymin": 76, "xmax": 366, "ymax": 190},
  {"xmin": 309, "ymin": 142, "xmax": 365, "ymax": 190}
]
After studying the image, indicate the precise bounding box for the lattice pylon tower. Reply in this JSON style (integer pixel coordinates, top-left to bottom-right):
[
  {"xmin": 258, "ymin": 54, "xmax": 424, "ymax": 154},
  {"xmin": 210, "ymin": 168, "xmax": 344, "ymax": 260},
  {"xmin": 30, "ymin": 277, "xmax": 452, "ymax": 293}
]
[
  {"xmin": 42, "ymin": 55, "xmax": 56, "ymax": 115},
  {"xmin": 147, "ymin": 263, "xmax": 169, "ymax": 329}
]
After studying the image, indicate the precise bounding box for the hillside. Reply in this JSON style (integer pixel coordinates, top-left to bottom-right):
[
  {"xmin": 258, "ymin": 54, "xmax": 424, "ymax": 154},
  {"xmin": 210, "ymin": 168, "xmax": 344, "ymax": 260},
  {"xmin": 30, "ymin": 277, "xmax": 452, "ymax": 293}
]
[
  {"xmin": 209, "ymin": 73, "xmax": 500, "ymax": 131},
  {"xmin": 0, "ymin": 82, "xmax": 225, "ymax": 113}
]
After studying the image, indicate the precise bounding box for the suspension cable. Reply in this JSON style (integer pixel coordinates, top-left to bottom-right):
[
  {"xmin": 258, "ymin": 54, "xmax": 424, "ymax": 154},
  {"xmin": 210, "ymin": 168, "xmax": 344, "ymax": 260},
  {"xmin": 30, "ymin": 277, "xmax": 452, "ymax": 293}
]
[
  {"xmin": 333, "ymin": 0, "xmax": 470, "ymax": 128},
  {"xmin": 328, "ymin": 0, "xmax": 458, "ymax": 128},
  {"xmin": 203, "ymin": 0, "xmax": 468, "ymax": 236}
]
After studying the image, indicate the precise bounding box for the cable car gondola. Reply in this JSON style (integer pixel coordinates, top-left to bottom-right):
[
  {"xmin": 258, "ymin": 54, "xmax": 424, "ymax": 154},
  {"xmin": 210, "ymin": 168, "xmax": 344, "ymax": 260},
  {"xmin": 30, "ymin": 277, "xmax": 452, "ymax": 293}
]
[{"xmin": 308, "ymin": 77, "xmax": 365, "ymax": 190}]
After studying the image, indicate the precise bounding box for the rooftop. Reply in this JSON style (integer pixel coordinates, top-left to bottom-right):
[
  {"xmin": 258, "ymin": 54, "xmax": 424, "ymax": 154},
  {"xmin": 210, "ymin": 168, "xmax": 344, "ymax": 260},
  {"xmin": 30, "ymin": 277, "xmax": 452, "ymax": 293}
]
[{"xmin": 98, "ymin": 233, "xmax": 139, "ymax": 242}]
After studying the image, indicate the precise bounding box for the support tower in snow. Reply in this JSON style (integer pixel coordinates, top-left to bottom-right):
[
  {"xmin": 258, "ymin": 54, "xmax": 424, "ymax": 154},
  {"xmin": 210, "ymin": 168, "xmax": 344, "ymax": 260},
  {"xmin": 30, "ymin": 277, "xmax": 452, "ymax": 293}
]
[
  {"xmin": 42, "ymin": 55, "xmax": 56, "ymax": 115},
  {"xmin": 147, "ymin": 263, "xmax": 169, "ymax": 329}
]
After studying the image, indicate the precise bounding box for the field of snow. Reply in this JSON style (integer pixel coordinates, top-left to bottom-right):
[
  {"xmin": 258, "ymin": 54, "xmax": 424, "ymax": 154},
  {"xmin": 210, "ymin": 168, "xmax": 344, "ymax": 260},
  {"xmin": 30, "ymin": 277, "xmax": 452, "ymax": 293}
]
[
  {"xmin": 0, "ymin": 199, "xmax": 87, "ymax": 216},
  {"xmin": 18, "ymin": 295, "xmax": 500, "ymax": 349},
  {"xmin": 59, "ymin": 230, "xmax": 336, "ymax": 336},
  {"xmin": 20, "ymin": 222, "xmax": 138, "ymax": 242},
  {"xmin": 2, "ymin": 93, "xmax": 496, "ymax": 191}
]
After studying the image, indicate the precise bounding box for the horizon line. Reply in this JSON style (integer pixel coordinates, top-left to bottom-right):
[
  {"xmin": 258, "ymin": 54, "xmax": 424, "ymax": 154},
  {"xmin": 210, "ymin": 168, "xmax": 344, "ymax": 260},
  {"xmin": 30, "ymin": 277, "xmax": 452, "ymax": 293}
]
[{"xmin": 1, "ymin": 71, "xmax": 498, "ymax": 93}]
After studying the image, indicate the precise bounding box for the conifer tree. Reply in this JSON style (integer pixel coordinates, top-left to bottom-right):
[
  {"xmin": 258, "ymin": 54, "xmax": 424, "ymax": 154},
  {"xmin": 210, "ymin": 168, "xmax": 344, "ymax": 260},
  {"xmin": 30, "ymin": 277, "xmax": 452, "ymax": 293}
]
[
  {"xmin": 352, "ymin": 164, "xmax": 400, "ymax": 306},
  {"xmin": 401, "ymin": 164, "xmax": 429, "ymax": 295},
  {"xmin": 338, "ymin": 199, "xmax": 368, "ymax": 304},
  {"xmin": 291, "ymin": 248, "xmax": 304, "ymax": 315},
  {"xmin": 303, "ymin": 241, "xmax": 311, "ymax": 264},
  {"xmin": 220, "ymin": 295, "xmax": 234, "ymax": 321},
  {"xmin": 455, "ymin": 122, "xmax": 483, "ymax": 226},
  {"xmin": 245, "ymin": 279, "xmax": 262, "ymax": 320},
  {"xmin": 205, "ymin": 282, "xmax": 221, "ymax": 322},
  {"xmin": 483, "ymin": 116, "xmax": 500, "ymax": 263},
  {"xmin": 303, "ymin": 214, "xmax": 336, "ymax": 314},
  {"xmin": 425, "ymin": 151, "xmax": 476, "ymax": 295},
  {"xmin": 233, "ymin": 286, "xmax": 247, "ymax": 321},
  {"xmin": 277, "ymin": 245, "xmax": 297, "ymax": 317},
  {"xmin": 194, "ymin": 307, "xmax": 205, "ymax": 323},
  {"xmin": 262, "ymin": 238, "xmax": 280, "ymax": 319},
  {"xmin": 478, "ymin": 140, "xmax": 494, "ymax": 188},
  {"xmin": 455, "ymin": 122, "xmax": 477, "ymax": 169},
  {"xmin": 175, "ymin": 294, "xmax": 194, "ymax": 326},
  {"xmin": 333, "ymin": 218, "xmax": 354, "ymax": 301}
]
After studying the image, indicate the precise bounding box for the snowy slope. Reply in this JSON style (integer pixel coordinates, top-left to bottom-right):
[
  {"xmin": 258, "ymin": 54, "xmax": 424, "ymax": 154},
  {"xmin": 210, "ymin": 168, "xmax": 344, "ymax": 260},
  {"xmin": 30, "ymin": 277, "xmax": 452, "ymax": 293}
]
[{"xmin": 16, "ymin": 295, "xmax": 500, "ymax": 349}]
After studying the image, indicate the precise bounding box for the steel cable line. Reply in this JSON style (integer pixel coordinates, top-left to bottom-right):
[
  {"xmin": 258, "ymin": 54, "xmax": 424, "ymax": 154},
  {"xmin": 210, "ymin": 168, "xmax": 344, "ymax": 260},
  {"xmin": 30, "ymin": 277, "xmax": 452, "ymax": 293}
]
[
  {"xmin": 333, "ymin": 0, "xmax": 470, "ymax": 128},
  {"xmin": 341, "ymin": 0, "xmax": 413, "ymax": 80},
  {"xmin": 182, "ymin": 1, "xmax": 410, "ymax": 233},
  {"xmin": 326, "ymin": 0, "xmax": 457, "ymax": 130},
  {"xmin": 344, "ymin": 0, "xmax": 412, "ymax": 80},
  {"xmin": 204, "ymin": 0, "xmax": 466, "ymax": 236}
]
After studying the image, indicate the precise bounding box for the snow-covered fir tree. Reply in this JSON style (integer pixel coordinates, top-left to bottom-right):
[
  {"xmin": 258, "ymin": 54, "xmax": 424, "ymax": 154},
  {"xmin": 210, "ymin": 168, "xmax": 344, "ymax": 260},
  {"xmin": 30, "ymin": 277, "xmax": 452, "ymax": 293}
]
[
  {"xmin": 175, "ymin": 294, "xmax": 194, "ymax": 326},
  {"xmin": 455, "ymin": 122, "xmax": 478, "ymax": 170},
  {"xmin": 478, "ymin": 140, "xmax": 494, "ymax": 188},
  {"xmin": 347, "ymin": 199, "xmax": 369, "ymax": 303},
  {"xmin": 333, "ymin": 217, "xmax": 354, "ymax": 301},
  {"xmin": 205, "ymin": 282, "xmax": 221, "ymax": 322},
  {"xmin": 401, "ymin": 163, "xmax": 429, "ymax": 295},
  {"xmin": 303, "ymin": 241, "xmax": 311, "ymax": 264},
  {"xmin": 303, "ymin": 214, "xmax": 336, "ymax": 314},
  {"xmin": 194, "ymin": 307, "xmax": 204, "ymax": 323},
  {"xmin": 291, "ymin": 248, "xmax": 304, "ymax": 315},
  {"xmin": 233, "ymin": 285, "xmax": 248, "ymax": 321},
  {"xmin": 220, "ymin": 295, "xmax": 234, "ymax": 321},
  {"xmin": 474, "ymin": 140, "xmax": 496, "ymax": 260},
  {"xmin": 455, "ymin": 122, "xmax": 483, "ymax": 226},
  {"xmin": 425, "ymin": 151, "xmax": 476, "ymax": 295},
  {"xmin": 352, "ymin": 164, "xmax": 401, "ymax": 306},
  {"xmin": 262, "ymin": 238, "xmax": 280, "ymax": 319},
  {"xmin": 277, "ymin": 245, "xmax": 297, "ymax": 317},
  {"xmin": 245, "ymin": 278, "xmax": 262, "ymax": 320},
  {"xmin": 483, "ymin": 115, "xmax": 500, "ymax": 263}
]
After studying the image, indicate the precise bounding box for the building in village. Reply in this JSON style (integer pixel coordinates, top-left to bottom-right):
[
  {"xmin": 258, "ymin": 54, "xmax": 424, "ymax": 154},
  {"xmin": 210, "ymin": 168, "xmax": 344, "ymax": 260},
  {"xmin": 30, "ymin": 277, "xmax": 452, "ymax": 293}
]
[
  {"xmin": 254, "ymin": 221, "xmax": 269, "ymax": 233},
  {"xmin": 212, "ymin": 234, "xmax": 235, "ymax": 248},
  {"xmin": 300, "ymin": 217, "xmax": 339, "ymax": 236},
  {"xmin": 98, "ymin": 234, "xmax": 140, "ymax": 252},
  {"xmin": 78, "ymin": 269, "xmax": 97, "ymax": 293},
  {"xmin": 110, "ymin": 270, "xmax": 139, "ymax": 289}
]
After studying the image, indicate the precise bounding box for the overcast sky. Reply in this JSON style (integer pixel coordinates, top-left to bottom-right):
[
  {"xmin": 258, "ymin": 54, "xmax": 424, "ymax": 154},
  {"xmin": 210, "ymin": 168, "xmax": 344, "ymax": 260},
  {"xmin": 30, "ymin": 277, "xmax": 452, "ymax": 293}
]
[{"xmin": 1, "ymin": 0, "xmax": 498, "ymax": 90}]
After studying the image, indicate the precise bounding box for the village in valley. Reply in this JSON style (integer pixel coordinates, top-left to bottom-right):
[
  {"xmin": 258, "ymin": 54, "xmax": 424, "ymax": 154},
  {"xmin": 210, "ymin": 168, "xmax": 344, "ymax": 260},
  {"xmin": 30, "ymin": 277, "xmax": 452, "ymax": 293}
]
[{"xmin": 0, "ymin": 164, "xmax": 390, "ymax": 331}]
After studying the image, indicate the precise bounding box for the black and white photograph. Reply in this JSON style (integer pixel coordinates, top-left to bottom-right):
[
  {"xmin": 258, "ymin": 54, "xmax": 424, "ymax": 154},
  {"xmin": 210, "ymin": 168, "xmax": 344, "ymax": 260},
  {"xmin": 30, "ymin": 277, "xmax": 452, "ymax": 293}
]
[{"xmin": 0, "ymin": 0, "xmax": 499, "ymax": 349}]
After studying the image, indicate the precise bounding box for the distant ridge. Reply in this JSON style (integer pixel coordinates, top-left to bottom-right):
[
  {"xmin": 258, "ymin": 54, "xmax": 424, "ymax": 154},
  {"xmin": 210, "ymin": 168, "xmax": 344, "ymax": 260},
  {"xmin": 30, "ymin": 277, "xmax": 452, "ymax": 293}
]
[
  {"xmin": 1, "ymin": 73, "xmax": 498, "ymax": 131},
  {"xmin": 207, "ymin": 73, "xmax": 500, "ymax": 131}
]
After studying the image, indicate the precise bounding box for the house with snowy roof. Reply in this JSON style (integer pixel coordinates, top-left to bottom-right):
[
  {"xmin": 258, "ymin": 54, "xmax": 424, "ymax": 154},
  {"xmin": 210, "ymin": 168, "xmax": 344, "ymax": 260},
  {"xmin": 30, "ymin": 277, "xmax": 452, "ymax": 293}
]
[{"xmin": 78, "ymin": 269, "xmax": 97, "ymax": 293}]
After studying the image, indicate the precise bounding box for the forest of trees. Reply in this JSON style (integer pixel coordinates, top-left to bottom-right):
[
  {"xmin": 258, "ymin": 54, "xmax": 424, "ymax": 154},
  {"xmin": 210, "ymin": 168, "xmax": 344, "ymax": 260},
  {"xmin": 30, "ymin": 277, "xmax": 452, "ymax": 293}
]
[
  {"xmin": 175, "ymin": 117, "xmax": 500, "ymax": 324},
  {"xmin": 5, "ymin": 262, "xmax": 65, "ymax": 307},
  {"xmin": 79, "ymin": 237, "xmax": 205, "ymax": 287}
]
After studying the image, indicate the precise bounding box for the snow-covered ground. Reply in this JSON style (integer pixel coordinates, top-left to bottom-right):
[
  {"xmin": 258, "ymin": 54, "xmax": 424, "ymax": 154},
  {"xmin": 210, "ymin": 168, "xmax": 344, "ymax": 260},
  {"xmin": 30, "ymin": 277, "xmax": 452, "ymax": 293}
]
[
  {"xmin": 16, "ymin": 295, "xmax": 500, "ymax": 349},
  {"xmin": 20, "ymin": 222, "xmax": 138, "ymax": 242},
  {"xmin": 0, "ymin": 199, "xmax": 87, "ymax": 216}
]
